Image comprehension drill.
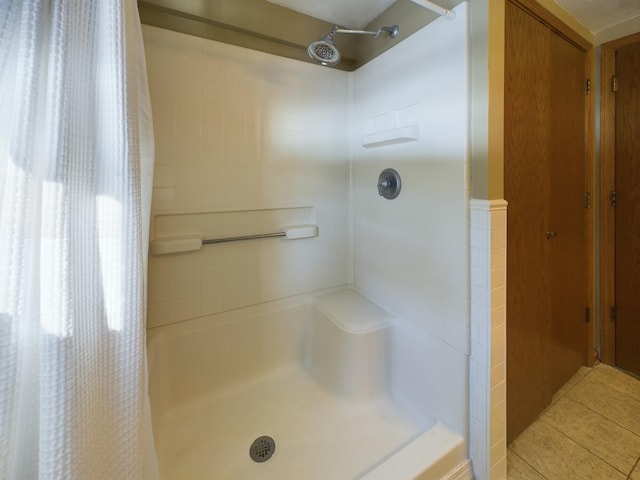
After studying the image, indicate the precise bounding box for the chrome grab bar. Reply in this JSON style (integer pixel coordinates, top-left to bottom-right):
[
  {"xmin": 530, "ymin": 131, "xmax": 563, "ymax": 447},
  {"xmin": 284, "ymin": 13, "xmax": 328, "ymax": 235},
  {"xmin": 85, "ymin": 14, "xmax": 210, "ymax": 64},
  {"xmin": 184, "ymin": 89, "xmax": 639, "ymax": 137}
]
[{"xmin": 202, "ymin": 231, "xmax": 286, "ymax": 245}]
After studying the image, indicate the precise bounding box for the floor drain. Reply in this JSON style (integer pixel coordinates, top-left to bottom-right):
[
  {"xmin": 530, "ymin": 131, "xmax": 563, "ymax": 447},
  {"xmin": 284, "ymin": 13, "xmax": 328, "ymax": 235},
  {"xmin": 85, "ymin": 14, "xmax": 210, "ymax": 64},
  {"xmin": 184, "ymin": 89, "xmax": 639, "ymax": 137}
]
[{"xmin": 249, "ymin": 435, "xmax": 276, "ymax": 463}]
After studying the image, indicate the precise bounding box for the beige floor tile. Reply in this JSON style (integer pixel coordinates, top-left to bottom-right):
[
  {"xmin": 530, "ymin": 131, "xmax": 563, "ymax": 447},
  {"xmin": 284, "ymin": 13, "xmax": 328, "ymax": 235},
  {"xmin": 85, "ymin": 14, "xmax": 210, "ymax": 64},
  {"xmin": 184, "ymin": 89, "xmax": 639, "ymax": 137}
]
[
  {"xmin": 510, "ymin": 421, "xmax": 626, "ymax": 480},
  {"xmin": 541, "ymin": 396, "xmax": 640, "ymax": 474},
  {"xmin": 589, "ymin": 364, "xmax": 640, "ymax": 400},
  {"xmin": 567, "ymin": 374, "xmax": 640, "ymax": 436},
  {"xmin": 552, "ymin": 366, "xmax": 591, "ymax": 403},
  {"xmin": 631, "ymin": 461, "xmax": 640, "ymax": 479},
  {"xmin": 507, "ymin": 449, "xmax": 547, "ymax": 480}
]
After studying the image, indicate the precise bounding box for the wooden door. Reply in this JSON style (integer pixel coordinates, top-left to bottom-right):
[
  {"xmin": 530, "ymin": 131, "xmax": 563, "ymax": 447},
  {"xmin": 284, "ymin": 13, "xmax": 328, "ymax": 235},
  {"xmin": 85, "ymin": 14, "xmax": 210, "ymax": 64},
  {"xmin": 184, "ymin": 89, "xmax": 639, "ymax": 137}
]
[
  {"xmin": 505, "ymin": 1, "xmax": 588, "ymax": 442},
  {"xmin": 548, "ymin": 26, "xmax": 587, "ymax": 393},
  {"xmin": 505, "ymin": 2, "xmax": 553, "ymax": 441},
  {"xmin": 615, "ymin": 41, "xmax": 640, "ymax": 376}
]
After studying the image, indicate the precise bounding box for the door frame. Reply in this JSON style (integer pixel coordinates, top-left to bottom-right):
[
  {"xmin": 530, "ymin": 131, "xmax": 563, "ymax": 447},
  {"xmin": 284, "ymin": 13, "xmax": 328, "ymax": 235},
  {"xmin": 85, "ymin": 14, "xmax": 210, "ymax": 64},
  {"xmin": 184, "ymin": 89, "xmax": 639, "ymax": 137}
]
[
  {"xmin": 600, "ymin": 32, "xmax": 640, "ymax": 366},
  {"xmin": 509, "ymin": 0, "xmax": 597, "ymax": 368}
]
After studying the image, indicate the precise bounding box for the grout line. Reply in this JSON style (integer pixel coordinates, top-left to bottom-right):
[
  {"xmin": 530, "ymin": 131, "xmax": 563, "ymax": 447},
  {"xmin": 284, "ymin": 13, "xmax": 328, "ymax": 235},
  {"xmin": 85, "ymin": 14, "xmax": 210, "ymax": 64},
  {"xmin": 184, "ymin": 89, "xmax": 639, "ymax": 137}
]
[
  {"xmin": 539, "ymin": 418, "xmax": 630, "ymax": 477},
  {"xmin": 627, "ymin": 456, "xmax": 640, "ymax": 480},
  {"xmin": 592, "ymin": 364, "xmax": 640, "ymax": 400},
  {"xmin": 508, "ymin": 447, "xmax": 550, "ymax": 480},
  {"xmin": 552, "ymin": 378, "xmax": 640, "ymax": 440},
  {"xmin": 551, "ymin": 367, "xmax": 593, "ymax": 404},
  {"xmin": 566, "ymin": 366, "xmax": 640, "ymax": 423},
  {"xmin": 565, "ymin": 379, "xmax": 640, "ymax": 439}
]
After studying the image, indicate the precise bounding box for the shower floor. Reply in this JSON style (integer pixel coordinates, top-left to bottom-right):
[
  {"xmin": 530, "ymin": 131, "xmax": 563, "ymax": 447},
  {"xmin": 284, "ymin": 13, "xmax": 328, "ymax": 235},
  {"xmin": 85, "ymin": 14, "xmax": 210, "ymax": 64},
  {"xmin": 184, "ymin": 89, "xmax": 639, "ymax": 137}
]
[{"xmin": 154, "ymin": 363, "xmax": 421, "ymax": 479}]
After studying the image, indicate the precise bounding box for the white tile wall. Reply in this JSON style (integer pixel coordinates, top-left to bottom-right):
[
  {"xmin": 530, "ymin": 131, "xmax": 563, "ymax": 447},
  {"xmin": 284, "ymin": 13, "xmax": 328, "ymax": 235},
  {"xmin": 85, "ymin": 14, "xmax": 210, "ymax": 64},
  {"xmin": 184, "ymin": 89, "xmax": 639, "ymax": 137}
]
[
  {"xmin": 352, "ymin": 5, "xmax": 470, "ymax": 349},
  {"xmin": 470, "ymin": 199, "xmax": 508, "ymax": 480},
  {"xmin": 351, "ymin": 4, "xmax": 470, "ymax": 436},
  {"xmin": 143, "ymin": 26, "xmax": 350, "ymax": 328}
]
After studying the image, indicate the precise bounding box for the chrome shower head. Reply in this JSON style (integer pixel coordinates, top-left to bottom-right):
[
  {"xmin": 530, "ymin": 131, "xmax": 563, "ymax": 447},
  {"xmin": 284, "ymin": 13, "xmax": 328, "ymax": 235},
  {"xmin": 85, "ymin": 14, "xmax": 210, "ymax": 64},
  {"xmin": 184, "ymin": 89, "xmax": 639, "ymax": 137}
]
[
  {"xmin": 307, "ymin": 27, "xmax": 341, "ymax": 67},
  {"xmin": 307, "ymin": 37, "xmax": 341, "ymax": 66},
  {"xmin": 307, "ymin": 24, "xmax": 399, "ymax": 67}
]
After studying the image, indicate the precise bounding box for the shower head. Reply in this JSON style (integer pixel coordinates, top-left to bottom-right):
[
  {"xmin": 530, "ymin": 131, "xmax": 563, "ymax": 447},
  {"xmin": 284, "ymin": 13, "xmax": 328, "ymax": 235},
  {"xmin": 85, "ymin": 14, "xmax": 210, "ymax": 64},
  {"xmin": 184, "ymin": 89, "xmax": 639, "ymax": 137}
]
[
  {"xmin": 307, "ymin": 28, "xmax": 341, "ymax": 66},
  {"xmin": 307, "ymin": 24, "xmax": 399, "ymax": 67}
]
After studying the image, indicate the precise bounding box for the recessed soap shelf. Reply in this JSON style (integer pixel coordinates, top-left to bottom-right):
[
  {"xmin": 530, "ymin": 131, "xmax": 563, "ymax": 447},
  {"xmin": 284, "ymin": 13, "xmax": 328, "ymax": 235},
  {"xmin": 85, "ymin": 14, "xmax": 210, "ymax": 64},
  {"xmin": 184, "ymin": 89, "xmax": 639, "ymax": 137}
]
[{"xmin": 362, "ymin": 126, "xmax": 420, "ymax": 148}]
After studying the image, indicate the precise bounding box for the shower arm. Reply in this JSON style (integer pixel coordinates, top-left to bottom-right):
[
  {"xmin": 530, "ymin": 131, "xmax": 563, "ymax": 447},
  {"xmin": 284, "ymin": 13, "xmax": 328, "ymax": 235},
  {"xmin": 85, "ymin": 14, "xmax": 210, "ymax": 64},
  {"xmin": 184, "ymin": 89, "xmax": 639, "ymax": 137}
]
[{"xmin": 331, "ymin": 25, "xmax": 399, "ymax": 39}]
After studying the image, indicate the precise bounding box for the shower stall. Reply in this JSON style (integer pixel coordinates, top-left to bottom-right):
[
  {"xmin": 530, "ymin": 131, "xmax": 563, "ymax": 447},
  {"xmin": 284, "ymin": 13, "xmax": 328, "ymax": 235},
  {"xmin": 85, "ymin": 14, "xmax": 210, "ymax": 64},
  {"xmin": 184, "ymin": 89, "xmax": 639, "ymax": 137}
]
[{"xmin": 143, "ymin": 1, "xmax": 473, "ymax": 478}]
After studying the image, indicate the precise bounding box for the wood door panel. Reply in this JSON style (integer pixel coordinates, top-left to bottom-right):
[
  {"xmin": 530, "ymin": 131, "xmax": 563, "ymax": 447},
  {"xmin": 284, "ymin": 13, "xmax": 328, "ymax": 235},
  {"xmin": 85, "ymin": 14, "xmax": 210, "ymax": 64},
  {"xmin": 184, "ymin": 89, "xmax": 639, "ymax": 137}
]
[
  {"xmin": 505, "ymin": 2, "xmax": 553, "ymax": 442},
  {"xmin": 548, "ymin": 30, "xmax": 587, "ymax": 393},
  {"xmin": 615, "ymin": 42, "xmax": 640, "ymax": 376},
  {"xmin": 505, "ymin": 1, "xmax": 588, "ymax": 442}
]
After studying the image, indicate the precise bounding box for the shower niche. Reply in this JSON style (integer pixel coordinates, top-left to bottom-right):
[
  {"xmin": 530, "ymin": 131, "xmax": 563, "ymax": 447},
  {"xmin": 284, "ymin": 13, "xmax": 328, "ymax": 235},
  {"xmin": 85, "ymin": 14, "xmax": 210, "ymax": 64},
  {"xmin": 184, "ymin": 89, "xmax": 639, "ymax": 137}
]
[{"xmin": 362, "ymin": 103, "xmax": 420, "ymax": 148}]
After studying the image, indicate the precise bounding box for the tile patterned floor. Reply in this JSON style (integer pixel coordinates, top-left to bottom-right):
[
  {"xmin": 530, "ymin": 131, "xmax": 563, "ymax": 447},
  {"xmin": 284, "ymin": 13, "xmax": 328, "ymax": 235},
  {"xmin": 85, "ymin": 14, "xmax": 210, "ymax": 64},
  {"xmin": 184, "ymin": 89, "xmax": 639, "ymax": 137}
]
[{"xmin": 507, "ymin": 364, "xmax": 640, "ymax": 480}]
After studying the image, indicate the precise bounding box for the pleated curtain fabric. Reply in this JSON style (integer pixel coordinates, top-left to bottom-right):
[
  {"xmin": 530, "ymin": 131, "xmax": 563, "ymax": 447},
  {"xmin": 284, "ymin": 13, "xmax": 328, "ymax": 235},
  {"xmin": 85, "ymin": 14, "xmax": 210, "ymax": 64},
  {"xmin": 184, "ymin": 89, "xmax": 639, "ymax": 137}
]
[{"xmin": 0, "ymin": 1, "xmax": 157, "ymax": 478}]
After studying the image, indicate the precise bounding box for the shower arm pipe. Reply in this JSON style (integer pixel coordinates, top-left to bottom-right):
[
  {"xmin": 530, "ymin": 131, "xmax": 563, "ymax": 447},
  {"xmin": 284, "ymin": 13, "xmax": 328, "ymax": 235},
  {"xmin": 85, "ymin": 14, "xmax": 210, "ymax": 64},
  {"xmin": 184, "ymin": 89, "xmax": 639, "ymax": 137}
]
[
  {"xmin": 335, "ymin": 28, "xmax": 380, "ymax": 36},
  {"xmin": 329, "ymin": 25, "xmax": 399, "ymax": 39},
  {"xmin": 333, "ymin": 27, "xmax": 392, "ymax": 37},
  {"xmin": 409, "ymin": 0, "xmax": 456, "ymax": 20}
]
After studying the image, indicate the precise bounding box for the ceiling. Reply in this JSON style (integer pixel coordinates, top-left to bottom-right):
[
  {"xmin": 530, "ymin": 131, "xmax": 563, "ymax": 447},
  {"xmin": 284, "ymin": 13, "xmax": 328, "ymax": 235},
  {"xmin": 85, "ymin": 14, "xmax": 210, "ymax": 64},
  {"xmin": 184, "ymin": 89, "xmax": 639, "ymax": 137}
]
[
  {"xmin": 553, "ymin": 0, "xmax": 640, "ymax": 34},
  {"xmin": 266, "ymin": 0, "xmax": 640, "ymax": 34},
  {"xmin": 266, "ymin": 0, "xmax": 396, "ymax": 29}
]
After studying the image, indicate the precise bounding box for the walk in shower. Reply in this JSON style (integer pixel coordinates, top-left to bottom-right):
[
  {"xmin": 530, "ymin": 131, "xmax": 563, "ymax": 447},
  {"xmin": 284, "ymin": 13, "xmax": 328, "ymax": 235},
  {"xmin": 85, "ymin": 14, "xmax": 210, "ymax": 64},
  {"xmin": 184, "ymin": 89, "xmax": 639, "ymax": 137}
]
[{"xmin": 143, "ymin": 1, "xmax": 472, "ymax": 478}]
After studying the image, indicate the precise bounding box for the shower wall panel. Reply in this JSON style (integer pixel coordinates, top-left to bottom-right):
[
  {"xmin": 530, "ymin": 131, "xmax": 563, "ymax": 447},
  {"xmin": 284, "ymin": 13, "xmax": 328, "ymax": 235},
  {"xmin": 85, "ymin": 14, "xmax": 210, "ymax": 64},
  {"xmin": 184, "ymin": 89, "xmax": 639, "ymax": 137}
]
[
  {"xmin": 351, "ymin": 3, "xmax": 470, "ymax": 435},
  {"xmin": 142, "ymin": 26, "xmax": 350, "ymax": 328}
]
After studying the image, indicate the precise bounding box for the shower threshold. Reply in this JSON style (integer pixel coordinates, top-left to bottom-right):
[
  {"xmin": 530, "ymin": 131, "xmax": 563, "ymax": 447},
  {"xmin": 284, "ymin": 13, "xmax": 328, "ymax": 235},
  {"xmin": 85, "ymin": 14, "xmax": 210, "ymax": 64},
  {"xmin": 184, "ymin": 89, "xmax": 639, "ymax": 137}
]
[{"xmin": 153, "ymin": 363, "xmax": 421, "ymax": 479}]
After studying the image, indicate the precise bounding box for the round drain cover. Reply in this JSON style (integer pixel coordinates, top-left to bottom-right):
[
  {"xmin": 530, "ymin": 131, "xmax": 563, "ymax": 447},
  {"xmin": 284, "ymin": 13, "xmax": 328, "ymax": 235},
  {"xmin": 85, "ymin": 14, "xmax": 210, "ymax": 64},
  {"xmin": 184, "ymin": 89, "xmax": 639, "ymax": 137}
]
[{"xmin": 249, "ymin": 435, "xmax": 276, "ymax": 463}]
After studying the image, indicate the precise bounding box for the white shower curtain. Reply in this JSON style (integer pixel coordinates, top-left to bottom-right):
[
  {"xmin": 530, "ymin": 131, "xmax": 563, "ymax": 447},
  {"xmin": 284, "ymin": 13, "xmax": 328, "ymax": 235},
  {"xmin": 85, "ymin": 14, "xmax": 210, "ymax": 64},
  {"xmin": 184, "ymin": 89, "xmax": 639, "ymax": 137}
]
[{"xmin": 0, "ymin": 1, "xmax": 157, "ymax": 478}]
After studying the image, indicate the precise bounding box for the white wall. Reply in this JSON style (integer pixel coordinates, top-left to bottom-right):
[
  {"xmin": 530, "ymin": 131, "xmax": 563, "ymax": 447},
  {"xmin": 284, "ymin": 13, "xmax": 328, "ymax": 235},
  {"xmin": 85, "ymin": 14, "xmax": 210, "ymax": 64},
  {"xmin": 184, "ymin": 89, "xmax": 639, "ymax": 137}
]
[
  {"xmin": 142, "ymin": 27, "xmax": 351, "ymax": 328},
  {"xmin": 351, "ymin": 4, "xmax": 470, "ymax": 435}
]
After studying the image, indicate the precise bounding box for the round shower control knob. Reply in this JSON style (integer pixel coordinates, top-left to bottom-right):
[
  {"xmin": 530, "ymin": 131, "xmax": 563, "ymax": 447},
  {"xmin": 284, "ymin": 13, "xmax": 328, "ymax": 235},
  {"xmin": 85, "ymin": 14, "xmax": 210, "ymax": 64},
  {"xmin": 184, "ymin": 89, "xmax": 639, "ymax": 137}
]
[{"xmin": 377, "ymin": 168, "xmax": 402, "ymax": 200}]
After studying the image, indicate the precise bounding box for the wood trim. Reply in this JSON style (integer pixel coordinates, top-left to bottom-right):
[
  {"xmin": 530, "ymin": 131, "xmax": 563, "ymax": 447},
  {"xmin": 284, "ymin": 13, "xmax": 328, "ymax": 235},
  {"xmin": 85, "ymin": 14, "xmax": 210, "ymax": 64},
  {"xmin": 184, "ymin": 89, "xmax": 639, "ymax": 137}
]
[
  {"xmin": 585, "ymin": 47, "xmax": 596, "ymax": 366},
  {"xmin": 509, "ymin": 0, "xmax": 592, "ymax": 51},
  {"xmin": 605, "ymin": 32, "xmax": 640, "ymax": 50},
  {"xmin": 600, "ymin": 44, "xmax": 616, "ymax": 365},
  {"xmin": 599, "ymin": 36, "xmax": 640, "ymax": 366}
]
